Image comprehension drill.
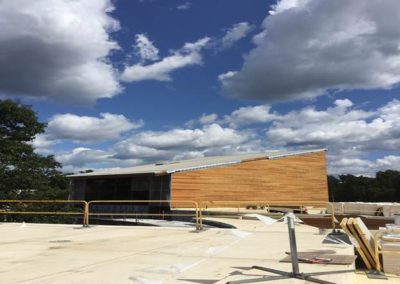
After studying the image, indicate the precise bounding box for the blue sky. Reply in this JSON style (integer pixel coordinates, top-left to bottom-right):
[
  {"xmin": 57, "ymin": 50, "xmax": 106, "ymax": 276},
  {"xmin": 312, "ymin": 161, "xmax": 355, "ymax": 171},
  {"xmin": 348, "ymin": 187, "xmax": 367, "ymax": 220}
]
[{"xmin": 0, "ymin": 0, "xmax": 399, "ymax": 175}]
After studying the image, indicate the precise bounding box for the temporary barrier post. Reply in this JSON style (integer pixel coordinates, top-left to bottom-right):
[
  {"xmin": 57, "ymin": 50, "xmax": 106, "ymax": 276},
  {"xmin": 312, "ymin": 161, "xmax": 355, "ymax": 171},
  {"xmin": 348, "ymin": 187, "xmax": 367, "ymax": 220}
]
[
  {"xmin": 287, "ymin": 214, "xmax": 300, "ymax": 275},
  {"xmin": 227, "ymin": 213, "xmax": 354, "ymax": 284}
]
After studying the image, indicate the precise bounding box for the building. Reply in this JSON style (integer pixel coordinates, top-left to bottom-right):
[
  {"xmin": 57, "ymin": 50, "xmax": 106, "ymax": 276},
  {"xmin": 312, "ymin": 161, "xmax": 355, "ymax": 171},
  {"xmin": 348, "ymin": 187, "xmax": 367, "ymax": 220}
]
[{"xmin": 68, "ymin": 149, "xmax": 329, "ymax": 209}]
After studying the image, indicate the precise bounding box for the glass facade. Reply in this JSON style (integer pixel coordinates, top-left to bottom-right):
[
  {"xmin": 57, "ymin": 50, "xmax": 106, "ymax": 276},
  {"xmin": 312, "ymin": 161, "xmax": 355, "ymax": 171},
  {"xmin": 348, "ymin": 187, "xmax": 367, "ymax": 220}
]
[{"xmin": 70, "ymin": 174, "xmax": 171, "ymax": 214}]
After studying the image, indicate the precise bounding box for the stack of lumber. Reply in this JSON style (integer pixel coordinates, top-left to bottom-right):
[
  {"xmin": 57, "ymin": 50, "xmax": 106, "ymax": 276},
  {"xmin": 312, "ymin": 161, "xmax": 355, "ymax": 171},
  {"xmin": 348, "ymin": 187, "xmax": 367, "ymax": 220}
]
[
  {"xmin": 340, "ymin": 217, "xmax": 378, "ymax": 270},
  {"xmin": 381, "ymin": 226, "xmax": 400, "ymax": 275},
  {"xmin": 331, "ymin": 202, "xmax": 400, "ymax": 217}
]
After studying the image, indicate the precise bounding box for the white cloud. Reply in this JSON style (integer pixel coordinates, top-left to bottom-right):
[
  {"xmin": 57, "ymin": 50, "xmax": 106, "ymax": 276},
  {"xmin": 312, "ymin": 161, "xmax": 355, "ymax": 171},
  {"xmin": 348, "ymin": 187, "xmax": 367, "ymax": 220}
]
[
  {"xmin": 218, "ymin": 71, "xmax": 237, "ymax": 81},
  {"xmin": 329, "ymin": 158, "xmax": 375, "ymax": 176},
  {"xmin": 134, "ymin": 128, "xmax": 203, "ymax": 149},
  {"xmin": 38, "ymin": 113, "xmax": 143, "ymax": 144},
  {"xmin": 133, "ymin": 34, "xmax": 159, "ymax": 62},
  {"xmin": 131, "ymin": 123, "xmax": 245, "ymax": 149},
  {"xmin": 225, "ymin": 105, "xmax": 276, "ymax": 128},
  {"xmin": 31, "ymin": 134, "xmax": 58, "ymax": 154},
  {"xmin": 111, "ymin": 123, "xmax": 250, "ymax": 163},
  {"xmin": 269, "ymin": 0, "xmax": 308, "ymax": 15},
  {"xmin": 377, "ymin": 156, "xmax": 400, "ymax": 169},
  {"xmin": 199, "ymin": 113, "xmax": 218, "ymax": 125},
  {"xmin": 220, "ymin": 0, "xmax": 400, "ymax": 102},
  {"xmin": 195, "ymin": 124, "xmax": 246, "ymax": 148},
  {"xmin": 56, "ymin": 147, "xmax": 142, "ymax": 172},
  {"xmin": 176, "ymin": 2, "xmax": 191, "ymax": 10},
  {"xmin": 187, "ymin": 105, "xmax": 276, "ymax": 129},
  {"xmin": 0, "ymin": 0, "xmax": 121, "ymax": 104},
  {"xmin": 121, "ymin": 37, "xmax": 210, "ymax": 82},
  {"xmin": 329, "ymin": 155, "xmax": 400, "ymax": 176},
  {"xmin": 334, "ymin": 99, "xmax": 353, "ymax": 108},
  {"xmin": 113, "ymin": 143, "xmax": 170, "ymax": 160},
  {"xmin": 221, "ymin": 22, "xmax": 255, "ymax": 49},
  {"xmin": 57, "ymin": 147, "xmax": 112, "ymax": 167},
  {"xmin": 185, "ymin": 113, "xmax": 218, "ymax": 127},
  {"xmin": 266, "ymin": 99, "xmax": 391, "ymax": 148}
]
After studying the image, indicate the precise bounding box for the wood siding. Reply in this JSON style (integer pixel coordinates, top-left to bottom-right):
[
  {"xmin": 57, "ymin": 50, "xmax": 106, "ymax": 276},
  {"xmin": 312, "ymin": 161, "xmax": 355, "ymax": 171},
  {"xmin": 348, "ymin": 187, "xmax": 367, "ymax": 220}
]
[{"xmin": 171, "ymin": 152, "xmax": 328, "ymax": 204}]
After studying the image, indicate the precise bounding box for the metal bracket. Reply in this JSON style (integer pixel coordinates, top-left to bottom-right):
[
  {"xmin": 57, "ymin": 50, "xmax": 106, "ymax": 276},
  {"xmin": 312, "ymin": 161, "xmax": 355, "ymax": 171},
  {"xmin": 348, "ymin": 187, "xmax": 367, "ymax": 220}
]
[
  {"xmin": 227, "ymin": 214, "xmax": 355, "ymax": 284},
  {"xmin": 365, "ymin": 270, "xmax": 388, "ymax": 280}
]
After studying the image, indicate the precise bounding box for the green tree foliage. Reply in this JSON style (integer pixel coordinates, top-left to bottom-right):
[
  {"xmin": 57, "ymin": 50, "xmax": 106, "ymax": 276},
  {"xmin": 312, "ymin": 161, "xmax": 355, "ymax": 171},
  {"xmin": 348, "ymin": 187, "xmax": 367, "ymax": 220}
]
[
  {"xmin": 328, "ymin": 170, "xmax": 400, "ymax": 202},
  {"xmin": 0, "ymin": 99, "xmax": 69, "ymax": 201}
]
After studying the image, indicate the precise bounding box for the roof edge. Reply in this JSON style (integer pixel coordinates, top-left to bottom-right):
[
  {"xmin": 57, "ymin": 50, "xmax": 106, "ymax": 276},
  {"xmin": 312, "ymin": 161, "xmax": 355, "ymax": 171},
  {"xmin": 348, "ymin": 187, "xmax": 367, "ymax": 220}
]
[
  {"xmin": 267, "ymin": 148, "xmax": 327, "ymax": 160},
  {"xmin": 166, "ymin": 160, "xmax": 241, "ymax": 174}
]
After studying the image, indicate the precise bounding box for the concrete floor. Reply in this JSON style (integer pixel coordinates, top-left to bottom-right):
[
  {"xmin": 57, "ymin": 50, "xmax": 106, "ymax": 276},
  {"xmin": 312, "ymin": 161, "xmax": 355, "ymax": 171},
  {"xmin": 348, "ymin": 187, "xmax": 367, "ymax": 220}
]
[{"xmin": 0, "ymin": 219, "xmax": 380, "ymax": 284}]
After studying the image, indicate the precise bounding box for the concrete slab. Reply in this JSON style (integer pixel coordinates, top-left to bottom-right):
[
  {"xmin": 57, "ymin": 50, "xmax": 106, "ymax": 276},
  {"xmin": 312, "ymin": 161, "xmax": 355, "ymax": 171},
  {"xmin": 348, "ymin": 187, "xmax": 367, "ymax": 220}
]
[{"xmin": 0, "ymin": 220, "xmax": 356, "ymax": 284}]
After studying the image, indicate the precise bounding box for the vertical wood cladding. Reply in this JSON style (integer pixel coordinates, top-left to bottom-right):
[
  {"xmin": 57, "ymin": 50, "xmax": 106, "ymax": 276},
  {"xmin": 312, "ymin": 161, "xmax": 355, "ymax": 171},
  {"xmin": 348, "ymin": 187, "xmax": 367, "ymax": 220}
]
[{"xmin": 171, "ymin": 152, "xmax": 328, "ymax": 204}]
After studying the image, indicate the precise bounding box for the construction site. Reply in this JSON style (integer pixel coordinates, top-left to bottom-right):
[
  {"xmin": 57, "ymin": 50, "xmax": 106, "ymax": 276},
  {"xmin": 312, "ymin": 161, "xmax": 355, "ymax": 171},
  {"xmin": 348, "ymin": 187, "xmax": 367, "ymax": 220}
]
[
  {"xmin": 1, "ymin": 150, "xmax": 400, "ymax": 284},
  {"xmin": 1, "ymin": 0, "xmax": 400, "ymax": 283}
]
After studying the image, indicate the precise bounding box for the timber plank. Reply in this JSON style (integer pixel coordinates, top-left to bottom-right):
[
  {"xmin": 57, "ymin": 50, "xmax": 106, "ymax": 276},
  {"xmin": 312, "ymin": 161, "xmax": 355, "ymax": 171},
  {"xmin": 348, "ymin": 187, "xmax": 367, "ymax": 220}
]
[
  {"xmin": 353, "ymin": 217, "xmax": 377, "ymax": 266},
  {"xmin": 347, "ymin": 218, "xmax": 376, "ymax": 269},
  {"xmin": 340, "ymin": 218, "xmax": 372, "ymax": 270}
]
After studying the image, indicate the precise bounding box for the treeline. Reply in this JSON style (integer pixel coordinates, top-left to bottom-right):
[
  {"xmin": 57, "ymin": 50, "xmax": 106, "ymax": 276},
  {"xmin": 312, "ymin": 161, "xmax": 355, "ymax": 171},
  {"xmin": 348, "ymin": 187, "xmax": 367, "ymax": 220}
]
[{"xmin": 328, "ymin": 170, "xmax": 400, "ymax": 202}]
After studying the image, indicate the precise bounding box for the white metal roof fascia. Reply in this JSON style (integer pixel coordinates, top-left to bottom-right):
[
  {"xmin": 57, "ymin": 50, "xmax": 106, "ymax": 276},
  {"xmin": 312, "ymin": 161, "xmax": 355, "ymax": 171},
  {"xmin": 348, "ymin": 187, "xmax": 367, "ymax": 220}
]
[
  {"xmin": 267, "ymin": 148, "xmax": 327, "ymax": 160},
  {"xmin": 166, "ymin": 160, "xmax": 242, "ymax": 174}
]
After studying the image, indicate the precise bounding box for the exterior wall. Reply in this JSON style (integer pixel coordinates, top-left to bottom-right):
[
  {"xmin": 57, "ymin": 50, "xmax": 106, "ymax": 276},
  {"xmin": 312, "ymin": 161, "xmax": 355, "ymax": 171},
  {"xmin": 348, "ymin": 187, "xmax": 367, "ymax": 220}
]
[
  {"xmin": 69, "ymin": 174, "xmax": 171, "ymax": 202},
  {"xmin": 171, "ymin": 152, "xmax": 328, "ymax": 204}
]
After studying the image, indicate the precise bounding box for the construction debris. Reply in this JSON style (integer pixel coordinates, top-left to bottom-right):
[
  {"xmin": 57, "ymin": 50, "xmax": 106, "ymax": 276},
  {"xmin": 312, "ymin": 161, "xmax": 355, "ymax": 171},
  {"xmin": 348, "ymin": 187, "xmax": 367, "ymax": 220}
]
[{"xmin": 340, "ymin": 217, "xmax": 400, "ymax": 276}]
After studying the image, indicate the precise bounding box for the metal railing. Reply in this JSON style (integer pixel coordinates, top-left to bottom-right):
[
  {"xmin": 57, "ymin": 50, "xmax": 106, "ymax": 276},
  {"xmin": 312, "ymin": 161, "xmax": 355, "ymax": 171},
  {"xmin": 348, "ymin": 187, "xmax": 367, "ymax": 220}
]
[
  {"xmin": 0, "ymin": 199, "xmax": 335, "ymax": 230},
  {"xmin": 87, "ymin": 200, "xmax": 200, "ymax": 230},
  {"xmin": 0, "ymin": 200, "xmax": 88, "ymax": 225},
  {"xmin": 199, "ymin": 200, "xmax": 336, "ymax": 230}
]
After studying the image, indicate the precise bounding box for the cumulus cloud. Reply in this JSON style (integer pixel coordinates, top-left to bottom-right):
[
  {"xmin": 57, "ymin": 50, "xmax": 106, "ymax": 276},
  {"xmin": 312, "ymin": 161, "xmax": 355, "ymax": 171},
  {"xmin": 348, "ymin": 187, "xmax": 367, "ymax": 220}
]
[
  {"xmin": 329, "ymin": 155, "xmax": 400, "ymax": 176},
  {"xmin": 329, "ymin": 158, "xmax": 375, "ymax": 176},
  {"xmin": 113, "ymin": 143, "xmax": 170, "ymax": 160},
  {"xmin": 121, "ymin": 37, "xmax": 210, "ymax": 82},
  {"xmin": 218, "ymin": 71, "xmax": 237, "ymax": 82},
  {"xmin": 220, "ymin": 0, "xmax": 400, "ymax": 102},
  {"xmin": 199, "ymin": 113, "xmax": 218, "ymax": 125},
  {"xmin": 187, "ymin": 105, "xmax": 276, "ymax": 129},
  {"xmin": 57, "ymin": 147, "xmax": 113, "ymax": 167},
  {"xmin": 220, "ymin": 22, "xmax": 255, "ymax": 49},
  {"xmin": 224, "ymin": 105, "xmax": 276, "ymax": 128},
  {"xmin": 133, "ymin": 34, "xmax": 159, "ymax": 62},
  {"xmin": 266, "ymin": 99, "xmax": 400, "ymax": 150},
  {"xmin": 34, "ymin": 113, "xmax": 142, "ymax": 146},
  {"xmin": 56, "ymin": 147, "xmax": 142, "ymax": 172},
  {"xmin": 0, "ymin": 0, "xmax": 121, "ymax": 104},
  {"xmin": 31, "ymin": 134, "xmax": 58, "ymax": 155},
  {"xmin": 185, "ymin": 113, "xmax": 218, "ymax": 127},
  {"xmin": 112, "ymin": 123, "xmax": 250, "ymax": 162},
  {"xmin": 377, "ymin": 156, "xmax": 400, "ymax": 169},
  {"xmin": 176, "ymin": 2, "xmax": 191, "ymax": 10},
  {"xmin": 130, "ymin": 123, "xmax": 245, "ymax": 150}
]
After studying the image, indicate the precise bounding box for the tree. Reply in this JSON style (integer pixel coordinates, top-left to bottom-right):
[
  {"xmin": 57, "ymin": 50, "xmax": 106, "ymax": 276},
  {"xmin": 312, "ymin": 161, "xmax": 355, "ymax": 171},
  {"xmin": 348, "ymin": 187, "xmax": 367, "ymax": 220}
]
[
  {"xmin": 328, "ymin": 170, "xmax": 400, "ymax": 202},
  {"xmin": 0, "ymin": 99, "xmax": 69, "ymax": 201}
]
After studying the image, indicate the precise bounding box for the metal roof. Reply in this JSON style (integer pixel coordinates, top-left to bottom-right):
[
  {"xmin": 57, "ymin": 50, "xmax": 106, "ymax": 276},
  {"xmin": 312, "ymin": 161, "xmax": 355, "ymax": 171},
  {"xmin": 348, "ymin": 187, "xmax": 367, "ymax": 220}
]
[{"xmin": 68, "ymin": 148, "xmax": 326, "ymax": 178}]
